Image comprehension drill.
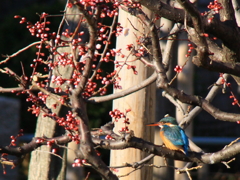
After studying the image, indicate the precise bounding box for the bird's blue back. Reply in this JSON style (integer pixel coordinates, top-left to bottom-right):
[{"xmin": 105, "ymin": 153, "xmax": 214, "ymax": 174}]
[{"xmin": 161, "ymin": 124, "xmax": 189, "ymax": 155}]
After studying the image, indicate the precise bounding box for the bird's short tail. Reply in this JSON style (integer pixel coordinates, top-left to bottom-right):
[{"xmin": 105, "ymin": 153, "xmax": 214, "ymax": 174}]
[{"xmin": 183, "ymin": 145, "xmax": 188, "ymax": 156}]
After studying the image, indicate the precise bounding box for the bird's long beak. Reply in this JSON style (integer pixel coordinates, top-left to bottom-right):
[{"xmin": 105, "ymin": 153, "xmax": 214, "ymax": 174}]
[{"xmin": 146, "ymin": 123, "xmax": 159, "ymax": 126}]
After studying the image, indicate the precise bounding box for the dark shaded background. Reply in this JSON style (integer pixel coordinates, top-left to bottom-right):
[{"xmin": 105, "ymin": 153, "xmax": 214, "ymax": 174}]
[{"xmin": 0, "ymin": 1, "xmax": 112, "ymax": 179}]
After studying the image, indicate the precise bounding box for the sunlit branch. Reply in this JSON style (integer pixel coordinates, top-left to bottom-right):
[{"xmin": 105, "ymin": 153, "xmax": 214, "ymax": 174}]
[
  {"xmin": 88, "ymin": 72, "xmax": 157, "ymax": 103},
  {"xmin": 0, "ymin": 87, "xmax": 24, "ymax": 93},
  {"xmin": 162, "ymin": 23, "xmax": 183, "ymax": 70},
  {"xmin": 162, "ymin": 91, "xmax": 185, "ymax": 116},
  {"xmin": 92, "ymin": 133, "xmax": 240, "ymax": 164},
  {"xmin": 179, "ymin": 74, "xmax": 230, "ymax": 128},
  {"xmin": 0, "ymin": 41, "xmax": 41, "ymax": 65}
]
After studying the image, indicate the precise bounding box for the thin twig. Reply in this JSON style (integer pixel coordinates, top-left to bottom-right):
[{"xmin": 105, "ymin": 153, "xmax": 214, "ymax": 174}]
[
  {"xmin": 84, "ymin": 172, "xmax": 91, "ymax": 180},
  {"xmin": 34, "ymin": 149, "xmax": 65, "ymax": 161},
  {"xmin": 186, "ymin": 170, "xmax": 192, "ymax": 180},
  {"xmin": 179, "ymin": 74, "xmax": 230, "ymax": 129},
  {"xmin": 226, "ymin": 137, "xmax": 240, "ymax": 148},
  {"xmin": 162, "ymin": 91, "xmax": 185, "ymax": 115},
  {"xmin": 0, "ymin": 41, "xmax": 41, "ymax": 65},
  {"xmin": 162, "ymin": 23, "xmax": 183, "ymax": 69},
  {"xmin": 88, "ymin": 72, "xmax": 157, "ymax": 103},
  {"xmin": 117, "ymin": 165, "xmax": 143, "ymax": 178},
  {"xmin": 90, "ymin": 15, "xmax": 118, "ymax": 80}
]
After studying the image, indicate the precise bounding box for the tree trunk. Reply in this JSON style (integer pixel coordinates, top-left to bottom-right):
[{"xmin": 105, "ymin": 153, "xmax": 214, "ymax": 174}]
[{"xmin": 110, "ymin": 7, "xmax": 156, "ymax": 180}]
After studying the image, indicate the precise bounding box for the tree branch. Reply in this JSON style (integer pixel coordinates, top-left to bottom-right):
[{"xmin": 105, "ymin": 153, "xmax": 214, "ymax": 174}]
[
  {"xmin": 179, "ymin": 74, "xmax": 230, "ymax": 128},
  {"xmin": 0, "ymin": 135, "xmax": 71, "ymax": 157},
  {"xmin": 0, "ymin": 41, "xmax": 41, "ymax": 65},
  {"xmin": 134, "ymin": 0, "xmax": 240, "ymax": 55},
  {"xmin": 162, "ymin": 23, "xmax": 183, "ymax": 70},
  {"xmin": 2, "ymin": 132, "xmax": 240, "ymax": 166},
  {"xmin": 69, "ymin": 2, "xmax": 118, "ymax": 180},
  {"xmin": 92, "ymin": 133, "xmax": 240, "ymax": 165},
  {"xmin": 160, "ymin": 85, "xmax": 240, "ymax": 122},
  {"xmin": 121, "ymin": 1, "xmax": 240, "ymax": 122},
  {"xmin": 189, "ymin": 28, "xmax": 240, "ymax": 77},
  {"xmin": 1, "ymin": 126, "xmax": 240, "ymax": 171},
  {"xmin": 88, "ymin": 72, "xmax": 157, "ymax": 103}
]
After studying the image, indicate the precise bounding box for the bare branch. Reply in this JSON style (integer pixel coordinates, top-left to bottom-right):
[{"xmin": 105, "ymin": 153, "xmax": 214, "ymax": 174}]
[
  {"xmin": 109, "ymin": 154, "xmax": 154, "ymax": 169},
  {"xmin": 135, "ymin": 0, "xmax": 240, "ymax": 56},
  {"xmin": 162, "ymin": 23, "xmax": 183, "ymax": 69},
  {"xmin": 0, "ymin": 41, "xmax": 41, "ymax": 65},
  {"xmin": 0, "ymin": 135, "xmax": 71, "ymax": 156},
  {"xmin": 0, "ymin": 86, "xmax": 24, "ymax": 93},
  {"xmin": 73, "ymin": 2, "xmax": 97, "ymax": 95},
  {"xmin": 179, "ymin": 74, "xmax": 230, "ymax": 128},
  {"xmin": 232, "ymin": 0, "xmax": 240, "ymax": 26},
  {"xmin": 88, "ymin": 72, "xmax": 157, "ymax": 103},
  {"xmin": 90, "ymin": 15, "xmax": 118, "ymax": 80},
  {"xmin": 218, "ymin": 0, "xmax": 237, "ymax": 27},
  {"xmin": 0, "ymin": 128, "xmax": 239, "ymax": 172},
  {"xmin": 69, "ymin": 3, "xmax": 118, "ymax": 180},
  {"xmin": 93, "ymin": 133, "xmax": 240, "ymax": 164},
  {"xmin": 121, "ymin": 1, "xmax": 240, "ymax": 122},
  {"xmin": 162, "ymin": 91, "xmax": 185, "ymax": 116},
  {"xmin": 160, "ymin": 84, "xmax": 240, "ymax": 122},
  {"xmin": 189, "ymin": 28, "xmax": 240, "ymax": 76}
]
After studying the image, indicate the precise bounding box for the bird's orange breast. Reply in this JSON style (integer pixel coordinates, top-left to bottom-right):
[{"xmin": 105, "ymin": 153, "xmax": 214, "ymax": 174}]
[{"xmin": 160, "ymin": 131, "xmax": 184, "ymax": 152}]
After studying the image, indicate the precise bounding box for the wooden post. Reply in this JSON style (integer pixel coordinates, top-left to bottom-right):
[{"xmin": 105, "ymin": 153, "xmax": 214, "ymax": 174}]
[{"xmin": 110, "ymin": 8, "xmax": 156, "ymax": 180}]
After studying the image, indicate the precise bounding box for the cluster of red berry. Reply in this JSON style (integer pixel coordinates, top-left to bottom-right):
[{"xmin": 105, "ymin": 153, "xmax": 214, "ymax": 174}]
[
  {"xmin": 201, "ymin": 0, "xmax": 223, "ymax": 23},
  {"xmin": 219, "ymin": 74, "xmax": 240, "ymax": 107},
  {"xmin": 207, "ymin": 0, "xmax": 223, "ymax": 14},
  {"xmin": 109, "ymin": 109, "xmax": 131, "ymax": 132},
  {"xmin": 9, "ymin": 129, "xmax": 24, "ymax": 146}
]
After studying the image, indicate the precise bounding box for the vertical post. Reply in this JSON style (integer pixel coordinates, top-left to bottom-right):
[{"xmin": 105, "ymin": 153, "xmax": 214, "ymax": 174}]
[{"xmin": 110, "ymin": 8, "xmax": 156, "ymax": 180}]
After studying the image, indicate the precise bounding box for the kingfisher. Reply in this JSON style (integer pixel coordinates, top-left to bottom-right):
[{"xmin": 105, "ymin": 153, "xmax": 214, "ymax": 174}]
[{"xmin": 147, "ymin": 115, "xmax": 189, "ymax": 155}]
